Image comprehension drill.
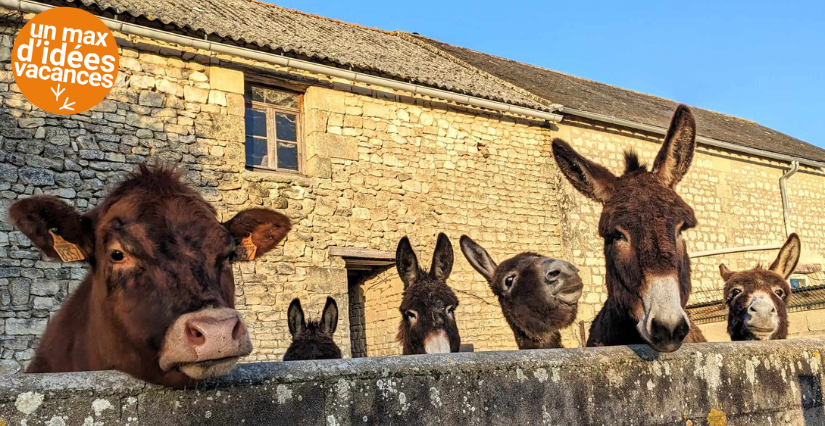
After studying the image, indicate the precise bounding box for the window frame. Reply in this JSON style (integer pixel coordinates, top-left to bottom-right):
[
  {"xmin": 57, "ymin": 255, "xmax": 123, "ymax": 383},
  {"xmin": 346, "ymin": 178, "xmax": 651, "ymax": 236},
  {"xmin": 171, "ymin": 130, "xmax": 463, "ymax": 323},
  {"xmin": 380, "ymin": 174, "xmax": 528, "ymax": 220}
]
[{"xmin": 244, "ymin": 84, "xmax": 304, "ymax": 175}]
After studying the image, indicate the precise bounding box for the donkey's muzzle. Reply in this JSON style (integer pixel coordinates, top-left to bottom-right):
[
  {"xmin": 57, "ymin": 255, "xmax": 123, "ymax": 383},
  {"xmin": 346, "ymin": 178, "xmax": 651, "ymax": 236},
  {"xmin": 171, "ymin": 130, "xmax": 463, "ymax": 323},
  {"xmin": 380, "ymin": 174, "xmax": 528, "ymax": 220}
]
[
  {"xmin": 639, "ymin": 275, "xmax": 691, "ymax": 352},
  {"xmin": 649, "ymin": 316, "xmax": 689, "ymax": 352},
  {"xmin": 746, "ymin": 293, "xmax": 778, "ymax": 339},
  {"xmin": 545, "ymin": 259, "xmax": 583, "ymax": 305}
]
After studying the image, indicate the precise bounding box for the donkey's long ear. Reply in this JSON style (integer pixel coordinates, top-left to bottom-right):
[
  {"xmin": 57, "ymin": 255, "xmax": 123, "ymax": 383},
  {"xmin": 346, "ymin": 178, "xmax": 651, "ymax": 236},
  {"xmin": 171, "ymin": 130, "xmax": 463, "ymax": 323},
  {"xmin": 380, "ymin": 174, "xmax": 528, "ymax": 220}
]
[
  {"xmin": 8, "ymin": 196, "xmax": 94, "ymax": 262},
  {"xmin": 552, "ymin": 139, "xmax": 617, "ymax": 203},
  {"xmin": 396, "ymin": 236, "xmax": 420, "ymax": 290},
  {"xmin": 287, "ymin": 298, "xmax": 305, "ymax": 337},
  {"xmin": 430, "ymin": 233, "xmax": 454, "ymax": 281},
  {"xmin": 320, "ymin": 297, "xmax": 339, "ymax": 336},
  {"xmin": 459, "ymin": 235, "xmax": 497, "ymax": 283},
  {"xmin": 224, "ymin": 208, "xmax": 291, "ymax": 260},
  {"xmin": 769, "ymin": 233, "xmax": 801, "ymax": 279},
  {"xmin": 719, "ymin": 264, "xmax": 734, "ymax": 282},
  {"xmin": 652, "ymin": 104, "xmax": 696, "ymax": 188}
]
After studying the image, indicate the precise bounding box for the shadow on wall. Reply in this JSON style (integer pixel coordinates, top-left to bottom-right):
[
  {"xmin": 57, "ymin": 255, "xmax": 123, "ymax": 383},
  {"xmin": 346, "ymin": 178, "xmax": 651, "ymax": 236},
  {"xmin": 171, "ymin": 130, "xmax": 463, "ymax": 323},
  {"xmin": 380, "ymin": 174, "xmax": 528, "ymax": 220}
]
[{"xmin": 800, "ymin": 374, "xmax": 825, "ymax": 424}]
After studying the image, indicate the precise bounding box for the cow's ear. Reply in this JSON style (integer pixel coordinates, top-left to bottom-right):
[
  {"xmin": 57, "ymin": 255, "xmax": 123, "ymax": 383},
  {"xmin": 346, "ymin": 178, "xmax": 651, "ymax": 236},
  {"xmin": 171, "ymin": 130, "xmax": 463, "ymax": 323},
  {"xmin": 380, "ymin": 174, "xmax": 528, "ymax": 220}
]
[
  {"xmin": 223, "ymin": 208, "xmax": 291, "ymax": 261},
  {"xmin": 287, "ymin": 299, "xmax": 305, "ymax": 337},
  {"xmin": 8, "ymin": 196, "xmax": 94, "ymax": 262}
]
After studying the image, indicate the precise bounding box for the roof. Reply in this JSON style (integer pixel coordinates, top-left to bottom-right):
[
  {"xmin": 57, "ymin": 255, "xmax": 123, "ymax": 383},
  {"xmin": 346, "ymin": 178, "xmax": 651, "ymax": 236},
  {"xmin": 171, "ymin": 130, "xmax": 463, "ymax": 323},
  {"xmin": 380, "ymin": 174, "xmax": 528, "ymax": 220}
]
[
  {"xmin": 45, "ymin": 0, "xmax": 825, "ymax": 162},
  {"xmin": 61, "ymin": 0, "xmax": 544, "ymax": 110},
  {"xmin": 412, "ymin": 35, "xmax": 825, "ymax": 163}
]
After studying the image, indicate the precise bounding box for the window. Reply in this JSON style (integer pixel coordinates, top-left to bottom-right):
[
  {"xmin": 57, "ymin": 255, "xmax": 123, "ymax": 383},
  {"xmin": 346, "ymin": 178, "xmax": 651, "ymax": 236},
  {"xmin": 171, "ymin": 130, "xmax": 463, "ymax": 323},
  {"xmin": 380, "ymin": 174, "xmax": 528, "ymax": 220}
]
[{"xmin": 244, "ymin": 85, "xmax": 303, "ymax": 173}]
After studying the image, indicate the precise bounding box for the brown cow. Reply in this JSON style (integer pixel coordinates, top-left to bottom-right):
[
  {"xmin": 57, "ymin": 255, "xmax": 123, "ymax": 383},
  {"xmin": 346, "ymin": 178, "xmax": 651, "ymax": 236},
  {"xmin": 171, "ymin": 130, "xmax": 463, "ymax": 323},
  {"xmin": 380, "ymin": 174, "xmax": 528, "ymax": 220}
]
[{"xmin": 8, "ymin": 165, "xmax": 290, "ymax": 387}]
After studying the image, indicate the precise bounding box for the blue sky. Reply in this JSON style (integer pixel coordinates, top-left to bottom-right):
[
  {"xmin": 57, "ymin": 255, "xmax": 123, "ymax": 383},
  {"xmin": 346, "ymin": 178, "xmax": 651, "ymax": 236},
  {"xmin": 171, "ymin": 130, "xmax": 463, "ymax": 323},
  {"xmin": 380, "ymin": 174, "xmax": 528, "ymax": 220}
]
[{"xmin": 272, "ymin": 0, "xmax": 825, "ymax": 148}]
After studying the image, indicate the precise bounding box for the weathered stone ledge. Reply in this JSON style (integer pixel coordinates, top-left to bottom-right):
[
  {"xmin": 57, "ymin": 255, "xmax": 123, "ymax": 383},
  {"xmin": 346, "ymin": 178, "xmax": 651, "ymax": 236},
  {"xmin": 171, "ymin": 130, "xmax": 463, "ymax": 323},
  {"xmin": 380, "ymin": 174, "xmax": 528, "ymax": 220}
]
[{"xmin": 1, "ymin": 338, "xmax": 825, "ymax": 425}]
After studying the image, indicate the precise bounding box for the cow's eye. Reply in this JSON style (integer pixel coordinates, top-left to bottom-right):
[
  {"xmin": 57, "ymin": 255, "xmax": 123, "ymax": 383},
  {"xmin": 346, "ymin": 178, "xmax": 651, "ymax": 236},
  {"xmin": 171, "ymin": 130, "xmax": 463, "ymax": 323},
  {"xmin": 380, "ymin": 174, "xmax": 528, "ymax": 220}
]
[
  {"xmin": 109, "ymin": 250, "xmax": 125, "ymax": 263},
  {"xmin": 775, "ymin": 289, "xmax": 785, "ymax": 298}
]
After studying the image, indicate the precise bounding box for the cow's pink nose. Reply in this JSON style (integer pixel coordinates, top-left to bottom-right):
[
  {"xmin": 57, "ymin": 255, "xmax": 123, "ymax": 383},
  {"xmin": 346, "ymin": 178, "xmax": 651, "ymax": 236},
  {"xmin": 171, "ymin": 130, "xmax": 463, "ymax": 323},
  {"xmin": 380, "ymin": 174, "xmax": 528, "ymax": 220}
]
[
  {"xmin": 159, "ymin": 308, "xmax": 253, "ymax": 374},
  {"xmin": 184, "ymin": 315, "xmax": 246, "ymax": 348}
]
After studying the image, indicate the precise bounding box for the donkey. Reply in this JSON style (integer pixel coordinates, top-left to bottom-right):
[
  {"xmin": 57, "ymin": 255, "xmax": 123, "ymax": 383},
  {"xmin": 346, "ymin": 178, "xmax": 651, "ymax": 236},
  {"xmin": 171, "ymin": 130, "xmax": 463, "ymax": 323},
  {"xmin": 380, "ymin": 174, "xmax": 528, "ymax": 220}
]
[
  {"xmin": 552, "ymin": 104, "xmax": 706, "ymax": 352},
  {"xmin": 396, "ymin": 233, "xmax": 461, "ymax": 354},
  {"xmin": 8, "ymin": 165, "xmax": 291, "ymax": 387},
  {"xmin": 283, "ymin": 297, "xmax": 342, "ymax": 361},
  {"xmin": 721, "ymin": 233, "xmax": 800, "ymax": 341},
  {"xmin": 460, "ymin": 235, "xmax": 583, "ymax": 349}
]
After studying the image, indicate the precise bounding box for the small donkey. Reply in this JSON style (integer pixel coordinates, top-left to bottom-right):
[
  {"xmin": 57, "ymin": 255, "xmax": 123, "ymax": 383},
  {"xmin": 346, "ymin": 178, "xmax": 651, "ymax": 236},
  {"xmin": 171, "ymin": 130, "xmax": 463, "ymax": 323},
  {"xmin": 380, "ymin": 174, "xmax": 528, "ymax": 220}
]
[
  {"xmin": 396, "ymin": 233, "xmax": 461, "ymax": 354},
  {"xmin": 460, "ymin": 236, "xmax": 583, "ymax": 349},
  {"xmin": 721, "ymin": 233, "xmax": 800, "ymax": 341},
  {"xmin": 283, "ymin": 297, "xmax": 342, "ymax": 361}
]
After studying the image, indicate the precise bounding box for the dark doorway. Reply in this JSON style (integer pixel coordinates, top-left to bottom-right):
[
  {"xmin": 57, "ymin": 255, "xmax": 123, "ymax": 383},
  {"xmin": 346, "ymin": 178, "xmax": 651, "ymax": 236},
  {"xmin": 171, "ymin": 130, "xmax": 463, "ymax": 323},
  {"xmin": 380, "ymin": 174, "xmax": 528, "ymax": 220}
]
[{"xmin": 330, "ymin": 246, "xmax": 395, "ymax": 358}]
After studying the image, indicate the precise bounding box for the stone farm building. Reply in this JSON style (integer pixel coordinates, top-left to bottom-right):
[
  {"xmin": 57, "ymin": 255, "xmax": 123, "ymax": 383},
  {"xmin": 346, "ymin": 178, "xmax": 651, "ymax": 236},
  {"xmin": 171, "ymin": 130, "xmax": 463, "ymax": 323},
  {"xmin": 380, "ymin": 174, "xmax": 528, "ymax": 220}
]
[{"xmin": 1, "ymin": 0, "xmax": 825, "ymax": 372}]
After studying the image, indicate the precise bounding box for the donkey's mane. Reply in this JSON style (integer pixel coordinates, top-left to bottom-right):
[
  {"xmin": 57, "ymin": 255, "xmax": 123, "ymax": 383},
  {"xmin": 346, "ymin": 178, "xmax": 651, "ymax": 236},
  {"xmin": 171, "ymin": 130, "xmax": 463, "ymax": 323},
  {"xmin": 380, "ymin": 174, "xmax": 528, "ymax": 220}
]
[{"xmin": 623, "ymin": 150, "xmax": 647, "ymax": 174}]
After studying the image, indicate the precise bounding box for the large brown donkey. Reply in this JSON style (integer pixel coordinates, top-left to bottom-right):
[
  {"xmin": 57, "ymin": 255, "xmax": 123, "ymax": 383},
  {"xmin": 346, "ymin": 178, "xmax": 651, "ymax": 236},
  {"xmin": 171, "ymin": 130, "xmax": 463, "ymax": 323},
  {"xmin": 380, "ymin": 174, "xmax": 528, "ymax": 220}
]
[
  {"xmin": 460, "ymin": 235, "xmax": 583, "ymax": 349},
  {"xmin": 396, "ymin": 233, "xmax": 461, "ymax": 354},
  {"xmin": 720, "ymin": 233, "xmax": 800, "ymax": 341},
  {"xmin": 552, "ymin": 104, "xmax": 706, "ymax": 352},
  {"xmin": 8, "ymin": 165, "xmax": 291, "ymax": 387}
]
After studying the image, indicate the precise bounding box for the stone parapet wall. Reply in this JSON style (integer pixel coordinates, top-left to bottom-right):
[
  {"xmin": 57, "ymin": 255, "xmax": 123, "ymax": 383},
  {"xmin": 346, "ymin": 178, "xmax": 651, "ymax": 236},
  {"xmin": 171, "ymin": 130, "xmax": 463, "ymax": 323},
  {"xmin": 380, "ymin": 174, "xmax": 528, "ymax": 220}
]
[{"xmin": 2, "ymin": 338, "xmax": 825, "ymax": 425}]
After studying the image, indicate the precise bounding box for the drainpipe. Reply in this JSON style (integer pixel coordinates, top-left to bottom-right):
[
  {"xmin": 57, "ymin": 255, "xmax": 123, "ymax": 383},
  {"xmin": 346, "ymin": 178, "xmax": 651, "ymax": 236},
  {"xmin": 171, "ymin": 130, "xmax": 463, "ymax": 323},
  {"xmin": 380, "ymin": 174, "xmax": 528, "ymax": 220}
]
[{"xmin": 780, "ymin": 160, "xmax": 800, "ymax": 236}]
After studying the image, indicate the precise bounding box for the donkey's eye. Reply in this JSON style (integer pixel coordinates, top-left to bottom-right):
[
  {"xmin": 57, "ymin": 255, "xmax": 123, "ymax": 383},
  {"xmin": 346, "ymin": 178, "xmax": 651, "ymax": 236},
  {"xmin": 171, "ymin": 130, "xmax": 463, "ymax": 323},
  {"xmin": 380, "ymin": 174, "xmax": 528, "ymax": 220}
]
[
  {"xmin": 109, "ymin": 250, "xmax": 125, "ymax": 262},
  {"xmin": 730, "ymin": 288, "xmax": 742, "ymax": 298},
  {"xmin": 446, "ymin": 305, "xmax": 456, "ymax": 316},
  {"xmin": 774, "ymin": 289, "xmax": 785, "ymax": 298},
  {"xmin": 405, "ymin": 311, "xmax": 417, "ymax": 321},
  {"xmin": 611, "ymin": 230, "xmax": 628, "ymax": 243},
  {"xmin": 504, "ymin": 275, "xmax": 515, "ymax": 289}
]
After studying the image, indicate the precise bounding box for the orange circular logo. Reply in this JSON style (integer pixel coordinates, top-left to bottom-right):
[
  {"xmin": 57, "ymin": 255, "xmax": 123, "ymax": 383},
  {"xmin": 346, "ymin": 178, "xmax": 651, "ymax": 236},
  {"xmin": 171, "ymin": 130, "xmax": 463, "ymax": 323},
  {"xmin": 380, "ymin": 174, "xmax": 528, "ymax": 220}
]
[{"xmin": 12, "ymin": 7, "xmax": 119, "ymax": 115}]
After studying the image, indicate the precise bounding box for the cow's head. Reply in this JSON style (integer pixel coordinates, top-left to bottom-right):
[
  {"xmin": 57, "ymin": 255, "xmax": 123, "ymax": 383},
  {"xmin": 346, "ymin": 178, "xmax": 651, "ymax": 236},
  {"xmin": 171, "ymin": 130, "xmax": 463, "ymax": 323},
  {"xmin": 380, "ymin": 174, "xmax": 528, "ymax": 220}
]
[{"xmin": 9, "ymin": 165, "xmax": 290, "ymax": 386}]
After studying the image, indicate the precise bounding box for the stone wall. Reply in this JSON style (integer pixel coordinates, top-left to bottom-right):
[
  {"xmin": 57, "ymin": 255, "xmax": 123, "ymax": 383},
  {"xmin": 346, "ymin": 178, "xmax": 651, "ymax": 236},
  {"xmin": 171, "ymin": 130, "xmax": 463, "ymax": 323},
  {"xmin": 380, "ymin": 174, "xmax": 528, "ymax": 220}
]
[
  {"xmin": 2, "ymin": 338, "xmax": 825, "ymax": 425},
  {"xmin": 2, "ymin": 12, "xmax": 825, "ymax": 372}
]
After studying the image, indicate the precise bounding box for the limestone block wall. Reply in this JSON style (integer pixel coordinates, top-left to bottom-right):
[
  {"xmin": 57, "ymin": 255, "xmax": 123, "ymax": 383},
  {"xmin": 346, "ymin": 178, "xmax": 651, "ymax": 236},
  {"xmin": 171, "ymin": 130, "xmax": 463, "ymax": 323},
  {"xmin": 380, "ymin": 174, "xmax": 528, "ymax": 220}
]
[
  {"xmin": 303, "ymin": 85, "xmax": 568, "ymax": 354},
  {"xmin": 2, "ymin": 339, "xmax": 825, "ymax": 425}
]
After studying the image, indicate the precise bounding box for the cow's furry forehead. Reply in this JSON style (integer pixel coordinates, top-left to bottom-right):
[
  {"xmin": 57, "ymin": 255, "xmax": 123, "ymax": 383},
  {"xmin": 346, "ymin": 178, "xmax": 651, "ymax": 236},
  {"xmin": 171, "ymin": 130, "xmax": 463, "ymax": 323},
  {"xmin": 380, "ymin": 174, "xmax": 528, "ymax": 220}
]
[{"xmin": 91, "ymin": 165, "xmax": 230, "ymax": 253}]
